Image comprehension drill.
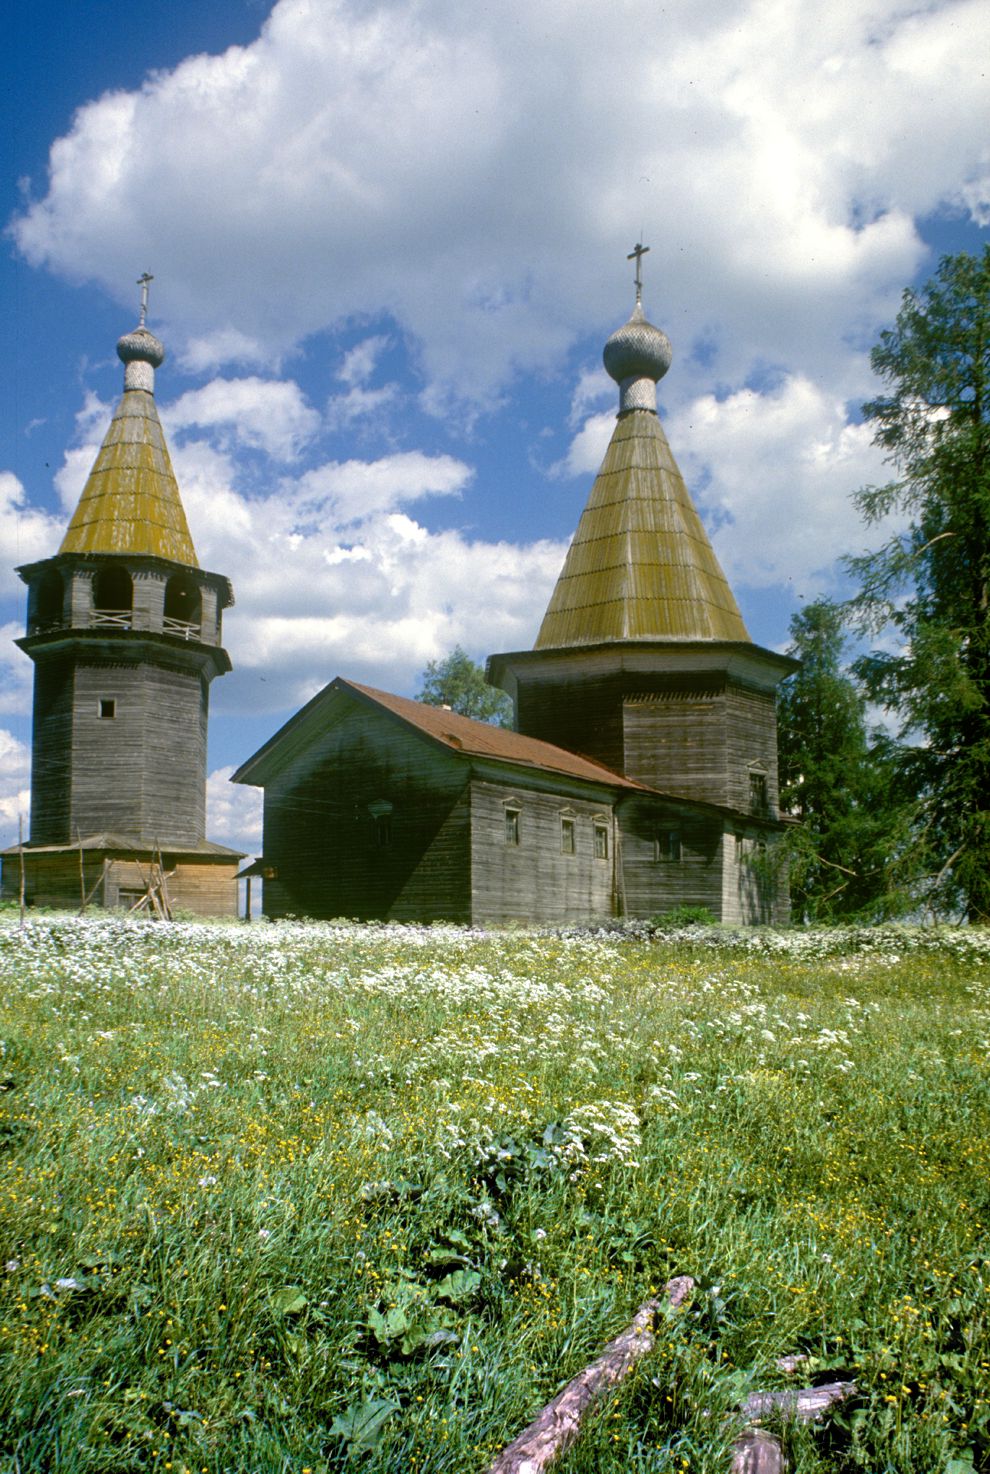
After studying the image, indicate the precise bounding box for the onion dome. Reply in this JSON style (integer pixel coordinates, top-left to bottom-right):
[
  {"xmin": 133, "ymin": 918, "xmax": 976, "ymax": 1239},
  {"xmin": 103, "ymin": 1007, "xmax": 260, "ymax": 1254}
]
[
  {"xmin": 117, "ymin": 325, "xmax": 166, "ymax": 393},
  {"xmin": 603, "ymin": 301, "xmax": 672, "ymax": 414}
]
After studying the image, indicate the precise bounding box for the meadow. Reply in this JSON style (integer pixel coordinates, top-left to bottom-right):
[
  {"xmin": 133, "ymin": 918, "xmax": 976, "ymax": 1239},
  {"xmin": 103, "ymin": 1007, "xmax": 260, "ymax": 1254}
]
[{"xmin": 0, "ymin": 914, "xmax": 987, "ymax": 1473}]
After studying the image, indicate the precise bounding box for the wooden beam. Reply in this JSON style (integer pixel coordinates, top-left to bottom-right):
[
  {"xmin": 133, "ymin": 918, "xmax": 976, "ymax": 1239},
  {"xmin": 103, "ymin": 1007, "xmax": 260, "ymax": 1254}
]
[{"xmin": 487, "ymin": 1276, "xmax": 694, "ymax": 1474}]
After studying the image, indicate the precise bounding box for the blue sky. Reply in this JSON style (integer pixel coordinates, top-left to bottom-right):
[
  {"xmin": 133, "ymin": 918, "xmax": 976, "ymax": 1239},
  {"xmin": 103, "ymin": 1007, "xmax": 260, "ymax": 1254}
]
[{"xmin": 2, "ymin": 0, "xmax": 988, "ymax": 855}]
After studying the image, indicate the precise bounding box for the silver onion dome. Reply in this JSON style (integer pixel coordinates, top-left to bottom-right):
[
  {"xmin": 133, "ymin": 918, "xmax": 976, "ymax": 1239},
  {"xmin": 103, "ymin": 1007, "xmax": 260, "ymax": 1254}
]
[
  {"xmin": 117, "ymin": 326, "xmax": 165, "ymax": 392},
  {"xmin": 603, "ymin": 301, "xmax": 672, "ymax": 413}
]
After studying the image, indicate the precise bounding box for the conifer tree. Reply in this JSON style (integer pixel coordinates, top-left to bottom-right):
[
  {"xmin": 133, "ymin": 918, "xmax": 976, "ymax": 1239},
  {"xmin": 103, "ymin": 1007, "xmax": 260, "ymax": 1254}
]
[
  {"xmin": 777, "ymin": 600, "xmax": 909, "ymax": 920},
  {"xmin": 848, "ymin": 247, "xmax": 990, "ymax": 919}
]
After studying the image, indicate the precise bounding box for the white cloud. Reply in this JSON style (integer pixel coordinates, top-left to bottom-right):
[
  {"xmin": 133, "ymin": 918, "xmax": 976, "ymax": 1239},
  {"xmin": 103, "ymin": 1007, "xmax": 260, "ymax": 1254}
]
[
  {"xmin": 165, "ymin": 377, "xmax": 321, "ymax": 460},
  {"xmin": 0, "ymin": 475, "xmax": 65, "ymax": 594},
  {"xmin": 665, "ymin": 376, "xmax": 896, "ymax": 594},
  {"xmin": 290, "ymin": 450, "xmax": 471, "ymax": 524},
  {"xmin": 0, "ymin": 728, "xmax": 30, "ymax": 836},
  {"xmin": 137, "ymin": 429, "xmax": 563, "ymax": 715},
  {"xmin": 339, "ymin": 336, "xmax": 391, "ymax": 387},
  {"xmin": 206, "ymin": 766, "xmax": 262, "ymax": 854},
  {"xmin": 326, "ymin": 383, "xmax": 399, "ymax": 429},
  {"xmin": 0, "ymin": 627, "xmax": 33, "ymax": 718},
  {"xmin": 551, "ymin": 411, "xmax": 614, "ymax": 479},
  {"xmin": 12, "ymin": 0, "xmax": 988, "ymax": 407}
]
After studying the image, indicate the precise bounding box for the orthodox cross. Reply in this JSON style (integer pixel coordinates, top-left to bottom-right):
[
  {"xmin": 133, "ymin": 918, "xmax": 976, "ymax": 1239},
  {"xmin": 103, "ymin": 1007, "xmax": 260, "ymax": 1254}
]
[
  {"xmin": 627, "ymin": 242, "xmax": 649, "ymax": 304},
  {"xmin": 137, "ymin": 272, "xmax": 154, "ymax": 328}
]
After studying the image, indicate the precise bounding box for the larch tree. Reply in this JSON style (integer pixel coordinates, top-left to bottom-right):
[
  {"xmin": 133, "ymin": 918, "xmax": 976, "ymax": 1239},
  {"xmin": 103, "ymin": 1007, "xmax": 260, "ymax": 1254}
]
[{"xmin": 848, "ymin": 246, "xmax": 990, "ymax": 920}]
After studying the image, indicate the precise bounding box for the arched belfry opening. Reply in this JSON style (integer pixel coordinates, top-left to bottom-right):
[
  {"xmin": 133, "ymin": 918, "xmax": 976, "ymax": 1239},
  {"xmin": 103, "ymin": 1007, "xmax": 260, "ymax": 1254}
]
[
  {"xmin": 164, "ymin": 572, "xmax": 202, "ymax": 636},
  {"xmin": 93, "ymin": 565, "xmax": 133, "ymax": 620},
  {"xmin": 33, "ymin": 569, "xmax": 64, "ymax": 632}
]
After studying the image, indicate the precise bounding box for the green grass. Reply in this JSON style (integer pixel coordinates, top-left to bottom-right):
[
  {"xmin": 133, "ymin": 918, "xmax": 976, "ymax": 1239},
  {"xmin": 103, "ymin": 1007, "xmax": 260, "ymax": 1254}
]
[{"xmin": 0, "ymin": 915, "xmax": 988, "ymax": 1472}]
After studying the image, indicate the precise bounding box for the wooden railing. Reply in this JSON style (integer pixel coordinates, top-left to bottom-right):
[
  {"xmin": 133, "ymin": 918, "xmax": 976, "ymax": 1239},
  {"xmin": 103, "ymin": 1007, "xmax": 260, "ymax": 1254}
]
[
  {"xmin": 28, "ymin": 610, "xmax": 204, "ymax": 640},
  {"xmin": 89, "ymin": 609, "xmax": 133, "ymax": 629},
  {"xmin": 163, "ymin": 616, "xmax": 201, "ymax": 640}
]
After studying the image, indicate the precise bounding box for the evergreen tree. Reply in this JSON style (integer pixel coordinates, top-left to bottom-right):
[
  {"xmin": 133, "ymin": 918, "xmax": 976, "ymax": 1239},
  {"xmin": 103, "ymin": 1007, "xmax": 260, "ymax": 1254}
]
[
  {"xmin": 848, "ymin": 247, "xmax": 990, "ymax": 920},
  {"xmin": 416, "ymin": 646, "xmax": 513, "ymax": 727},
  {"xmin": 777, "ymin": 600, "xmax": 909, "ymax": 920}
]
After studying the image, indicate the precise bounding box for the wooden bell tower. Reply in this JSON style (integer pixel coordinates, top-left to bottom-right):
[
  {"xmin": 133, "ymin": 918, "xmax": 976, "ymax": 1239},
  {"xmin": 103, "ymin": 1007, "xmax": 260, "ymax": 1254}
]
[{"xmin": 2, "ymin": 281, "xmax": 242, "ymax": 914}]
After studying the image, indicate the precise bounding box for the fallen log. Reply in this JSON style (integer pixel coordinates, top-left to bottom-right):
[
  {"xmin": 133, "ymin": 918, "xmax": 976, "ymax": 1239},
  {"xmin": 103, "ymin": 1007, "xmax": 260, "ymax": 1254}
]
[
  {"xmin": 729, "ymin": 1377, "xmax": 857, "ymax": 1473},
  {"xmin": 730, "ymin": 1427, "xmax": 786, "ymax": 1474},
  {"xmin": 487, "ymin": 1275, "xmax": 695, "ymax": 1474},
  {"xmin": 739, "ymin": 1380, "xmax": 856, "ymax": 1424}
]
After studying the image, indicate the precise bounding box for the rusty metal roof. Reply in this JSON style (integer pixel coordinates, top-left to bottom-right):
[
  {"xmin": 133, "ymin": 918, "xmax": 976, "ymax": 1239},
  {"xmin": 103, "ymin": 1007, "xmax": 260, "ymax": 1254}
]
[
  {"xmin": 58, "ymin": 388, "xmax": 199, "ymax": 566},
  {"xmin": 232, "ymin": 677, "xmax": 649, "ymax": 793},
  {"xmin": 535, "ymin": 408, "xmax": 749, "ymax": 648}
]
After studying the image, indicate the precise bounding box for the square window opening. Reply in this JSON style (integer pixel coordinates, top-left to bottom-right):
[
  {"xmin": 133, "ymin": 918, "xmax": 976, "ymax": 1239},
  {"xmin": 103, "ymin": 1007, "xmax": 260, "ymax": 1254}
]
[
  {"xmin": 99, "ymin": 698, "xmax": 116, "ymax": 720},
  {"xmin": 655, "ymin": 829, "xmax": 681, "ymax": 863}
]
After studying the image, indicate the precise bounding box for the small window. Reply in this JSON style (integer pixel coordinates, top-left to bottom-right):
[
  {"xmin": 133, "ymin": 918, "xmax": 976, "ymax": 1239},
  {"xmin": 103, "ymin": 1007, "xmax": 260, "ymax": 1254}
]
[
  {"xmin": 593, "ymin": 822, "xmax": 609, "ymax": 860},
  {"xmin": 655, "ymin": 829, "xmax": 681, "ymax": 863},
  {"xmin": 375, "ymin": 814, "xmax": 392, "ymax": 848},
  {"xmin": 504, "ymin": 808, "xmax": 520, "ymax": 846},
  {"xmin": 560, "ymin": 816, "xmax": 576, "ymax": 855},
  {"xmin": 749, "ymin": 770, "xmax": 769, "ymax": 815},
  {"xmin": 99, "ymin": 698, "xmax": 116, "ymax": 720}
]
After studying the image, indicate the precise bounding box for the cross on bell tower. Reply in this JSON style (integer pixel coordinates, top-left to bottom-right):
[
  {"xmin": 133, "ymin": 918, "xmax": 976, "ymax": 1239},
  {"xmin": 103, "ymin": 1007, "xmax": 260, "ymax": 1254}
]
[{"xmin": 627, "ymin": 241, "xmax": 650, "ymax": 304}]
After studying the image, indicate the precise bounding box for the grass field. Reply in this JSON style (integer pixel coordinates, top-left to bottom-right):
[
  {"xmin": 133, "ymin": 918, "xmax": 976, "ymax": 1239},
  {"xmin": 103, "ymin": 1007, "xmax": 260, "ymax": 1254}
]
[{"xmin": 0, "ymin": 915, "xmax": 987, "ymax": 1473}]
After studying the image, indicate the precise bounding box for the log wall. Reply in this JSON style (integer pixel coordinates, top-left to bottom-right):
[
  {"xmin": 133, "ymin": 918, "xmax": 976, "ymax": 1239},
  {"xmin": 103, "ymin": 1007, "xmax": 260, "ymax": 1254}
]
[
  {"xmin": 29, "ymin": 650, "xmax": 209, "ymax": 847},
  {"xmin": 469, "ymin": 779, "xmax": 615, "ymax": 925},
  {"xmin": 260, "ymin": 709, "xmax": 473, "ymax": 922},
  {"xmin": 616, "ymin": 795, "xmax": 726, "ymax": 919}
]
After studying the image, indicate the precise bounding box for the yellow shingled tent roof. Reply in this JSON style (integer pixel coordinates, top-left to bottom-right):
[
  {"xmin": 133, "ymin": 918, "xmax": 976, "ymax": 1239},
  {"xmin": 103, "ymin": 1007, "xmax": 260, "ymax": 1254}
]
[
  {"xmin": 535, "ymin": 408, "xmax": 749, "ymax": 648},
  {"xmin": 59, "ymin": 389, "xmax": 199, "ymax": 567}
]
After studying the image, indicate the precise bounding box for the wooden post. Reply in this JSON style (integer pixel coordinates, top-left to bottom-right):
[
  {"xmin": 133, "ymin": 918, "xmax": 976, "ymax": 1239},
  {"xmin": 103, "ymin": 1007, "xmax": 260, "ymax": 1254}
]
[
  {"xmin": 244, "ymin": 875, "xmax": 252, "ymax": 922},
  {"xmin": 18, "ymin": 814, "xmax": 26, "ymax": 932},
  {"xmin": 487, "ymin": 1277, "xmax": 694, "ymax": 1474},
  {"xmin": 77, "ymin": 829, "xmax": 86, "ymax": 910}
]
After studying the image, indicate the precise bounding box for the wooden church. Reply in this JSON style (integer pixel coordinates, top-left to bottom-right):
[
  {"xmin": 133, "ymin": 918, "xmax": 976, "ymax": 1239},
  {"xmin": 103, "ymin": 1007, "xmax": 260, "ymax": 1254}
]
[
  {"xmin": 233, "ymin": 264, "xmax": 797, "ymax": 925},
  {"xmin": 0, "ymin": 287, "xmax": 242, "ymax": 915}
]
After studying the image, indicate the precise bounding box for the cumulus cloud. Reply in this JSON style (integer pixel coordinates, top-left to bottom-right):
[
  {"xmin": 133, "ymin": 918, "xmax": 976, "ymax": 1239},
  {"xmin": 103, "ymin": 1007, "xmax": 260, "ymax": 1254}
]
[
  {"xmin": 665, "ymin": 376, "xmax": 896, "ymax": 594},
  {"xmin": 0, "ymin": 475, "xmax": 65, "ymax": 595},
  {"xmin": 165, "ymin": 377, "xmax": 321, "ymax": 460},
  {"xmin": 12, "ymin": 0, "xmax": 989, "ymax": 407},
  {"xmin": 206, "ymin": 766, "xmax": 262, "ymax": 855},
  {"xmin": 0, "ymin": 728, "xmax": 31, "ymax": 834}
]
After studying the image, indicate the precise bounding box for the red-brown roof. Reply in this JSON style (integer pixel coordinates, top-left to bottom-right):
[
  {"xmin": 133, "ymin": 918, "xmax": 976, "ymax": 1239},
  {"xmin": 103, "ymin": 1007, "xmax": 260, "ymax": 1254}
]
[
  {"xmin": 344, "ymin": 680, "xmax": 647, "ymax": 790},
  {"xmin": 232, "ymin": 675, "xmax": 646, "ymax": 793}
]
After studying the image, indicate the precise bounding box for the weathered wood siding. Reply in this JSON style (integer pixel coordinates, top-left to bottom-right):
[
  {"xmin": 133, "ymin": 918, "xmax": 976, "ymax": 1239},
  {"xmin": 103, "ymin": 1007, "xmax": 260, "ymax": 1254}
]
[
  {"xmin": 616, "ymin": 796, "xmax": 725, "ymax": 919},
  {"xmin": 623, "ymin": 684, "xmax": 727, "ymax": 801},
  {"xmin": 515, "ymin": 670, "xmax": 779, "ymax": 821},
  {"xmin": 28, "ymin": 651, "xmax": 208, "ymax": 846},
  {"xmin": 514, "ymin": 674, "xmax": 628, "ymax": 772},
  {"xmin": 721, "ymin": 828, "xmax": 790, "ymax": 926},
  {"xmin": 0, "ymin": 850, "xmax": 238, "ymax": 917},
  {"xmin": 260, "ymin": 705, "xmax": 473, "ymax": 922},
  {"xmin": 469, "ymin": 779, "xmax": 616, "ymax": 925},
  {"xmin": 29, "ymin": 658, "xmax": 74, "ymax": 844}
]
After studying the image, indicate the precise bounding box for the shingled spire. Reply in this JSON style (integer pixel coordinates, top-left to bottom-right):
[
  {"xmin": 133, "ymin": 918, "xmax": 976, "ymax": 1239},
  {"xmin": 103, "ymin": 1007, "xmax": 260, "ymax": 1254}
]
[
  {"xmin": 59, "ymin": 281, "xmax": 199, "ymax": 566},
  {"xmin": 534, "ymin": 263, "xmax": 749, "ymax": 648},
  {"xmin": 488, "ymin": 249, "xmax": 795, "ymax": 820}
]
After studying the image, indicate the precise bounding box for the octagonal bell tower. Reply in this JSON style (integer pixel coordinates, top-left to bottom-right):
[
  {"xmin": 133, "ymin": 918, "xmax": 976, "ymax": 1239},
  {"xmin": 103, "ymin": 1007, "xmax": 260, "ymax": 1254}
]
[{"xmin": 2, "ymin": 281, "xmax": 242, "ymax": 914}]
